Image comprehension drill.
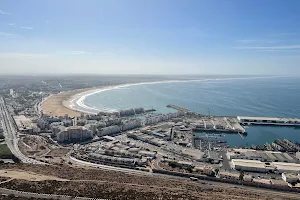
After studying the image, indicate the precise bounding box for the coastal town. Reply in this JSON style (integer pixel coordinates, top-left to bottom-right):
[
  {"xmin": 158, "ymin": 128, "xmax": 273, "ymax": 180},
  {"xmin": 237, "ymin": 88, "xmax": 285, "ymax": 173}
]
[{"xmin": 0, "ymin": 75, "xmax": 299, "ymax": 199}]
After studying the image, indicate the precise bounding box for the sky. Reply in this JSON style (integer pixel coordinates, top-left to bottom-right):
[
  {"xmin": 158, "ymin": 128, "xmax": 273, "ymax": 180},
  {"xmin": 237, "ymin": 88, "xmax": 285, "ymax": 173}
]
[{"xmin": 0, "ymin": 0, "xmax": 300, "ymax": 75}]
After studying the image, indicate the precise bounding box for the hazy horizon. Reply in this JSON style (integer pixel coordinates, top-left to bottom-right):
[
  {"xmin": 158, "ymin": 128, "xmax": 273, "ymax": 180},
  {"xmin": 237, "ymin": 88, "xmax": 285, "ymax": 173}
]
[
  {"xmin": 0, "ymin": 73, "xmax": 286, "ymax": 77},
  {"xmin": 1, "ymin": 0, "xmax": 300, "ymax": 75}
]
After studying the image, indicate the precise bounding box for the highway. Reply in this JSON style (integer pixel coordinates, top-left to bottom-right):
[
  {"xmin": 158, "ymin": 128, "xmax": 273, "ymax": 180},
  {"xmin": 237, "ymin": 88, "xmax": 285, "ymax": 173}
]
[{"xmin": 0, "ymin": 98, "xmax": 43, "ymax": 164}]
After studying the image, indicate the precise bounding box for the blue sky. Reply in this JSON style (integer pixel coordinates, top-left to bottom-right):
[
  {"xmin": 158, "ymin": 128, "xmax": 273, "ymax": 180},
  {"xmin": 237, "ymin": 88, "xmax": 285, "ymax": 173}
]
[{"xmin": 0, "ymin": 0, "xmax": 300, "ymax": 75}]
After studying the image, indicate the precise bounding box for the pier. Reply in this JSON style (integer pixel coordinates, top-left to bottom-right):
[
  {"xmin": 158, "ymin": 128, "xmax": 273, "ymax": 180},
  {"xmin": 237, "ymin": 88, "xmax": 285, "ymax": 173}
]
[
  {"xmin": 166, "ymin": 105, "xmax": 300, "ymax": 136},
  {"xmin": 192, "ymin": 116, "xmax": 246, "ymax": 134},
  {"xmin": 167, "ymin": 104, "xmax": 191, "ymax": 113},
  {"xmin": 166, "ymin": 104, "xmax": 204, "ymax": 117},
  {"xmin": 237, "ymin": 116, "xmax": 300, "ymax": 127},
  {"xmin": 238, "ymin": 132, "xmax": 245, "ymax": 139},
  {"xmin": 144, "ymin": 108, "xmax": 156, "ymax": 113}
]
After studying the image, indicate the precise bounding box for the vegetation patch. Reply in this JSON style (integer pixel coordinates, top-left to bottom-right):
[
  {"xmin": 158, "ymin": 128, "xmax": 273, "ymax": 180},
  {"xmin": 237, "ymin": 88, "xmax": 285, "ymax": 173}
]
[
  {"xmin": 0, "ymin": 144, "xmax": 19, "ymax": 162},
  {"xmin": 0, "ymin": 144, "xmax": 13, "ymax": 158}
]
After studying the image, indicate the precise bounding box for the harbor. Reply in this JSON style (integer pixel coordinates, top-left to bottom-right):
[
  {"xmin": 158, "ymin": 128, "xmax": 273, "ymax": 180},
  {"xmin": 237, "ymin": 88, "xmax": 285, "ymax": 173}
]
[
  {"xmin": 191, "ymin": 116, "xmax": 246, "ymax": 134},
  {"xmin": 167, "ymin": 105, "xmax": 300, "ymax": 131},
  {"xmin": 164, "ymin": 104, "xmax": 300, "ymax": 148}
]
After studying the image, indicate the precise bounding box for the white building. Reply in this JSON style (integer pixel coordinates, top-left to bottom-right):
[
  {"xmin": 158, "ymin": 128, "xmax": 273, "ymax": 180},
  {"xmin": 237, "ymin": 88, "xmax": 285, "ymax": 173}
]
[
  {"xmin": 97, "ymin": 125, "xmax": 121, "ymax": 136},
  {"xmin": 9, "ymin": 89, "xmax": 14, "ymax": 96},
  {"xmin": 296, "ymin": 152, "xmax": 300, "ymax": 160},
  {"xmin": 84, "ymin": 123, "xmax": 97, "ymax": 134},
  {"xmin": 121, "ymin": 120, "xmax": 141, "ymax": 131},
  {"xmin": 57, "ymin": 126, "xmax": 93, "ymax": 142},
  {"xmin": 145, "ymin": 112, "xmax": 182, "ymax": 125},
  {"xmin": 273, "ymin": 162, "xmax": 300, "ymax": 174},
  {"xmin": 138, "ymin": 150, "xmax": 156, "ymax": 158},
  {"xmin": 232, "ymin": 159, "xmax": 300, "ymax": 174},
  {"xmin": 227, "ymin": 149, "xmax": 260, "ymax": 160},
  {"xmin": 227, "ymin": 148, "xmax": 297, "ymax": 163},
  {"xmin": 231, "ymin": 159, "xmax": 271, "ymax": 173},
  {"xmin": 97, "ymin": 121, "xmax": 106, "ymax": 128},
  {"xmin": 219, "ymin": 171, "xmax": 239, "ymax": 180},
  {"xmin": 51, "ymin": 124, "xmax": 65, "ymax": 135},
  {"xmin": 282, "ymin": 173, "xmax": 299, "ymax": 183}
]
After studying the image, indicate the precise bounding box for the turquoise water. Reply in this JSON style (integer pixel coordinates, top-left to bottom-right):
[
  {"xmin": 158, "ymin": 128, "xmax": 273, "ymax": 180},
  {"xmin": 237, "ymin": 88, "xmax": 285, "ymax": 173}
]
[{"xmin": 83, "ymin": 77, "xmax": 300, "ymax": 147}]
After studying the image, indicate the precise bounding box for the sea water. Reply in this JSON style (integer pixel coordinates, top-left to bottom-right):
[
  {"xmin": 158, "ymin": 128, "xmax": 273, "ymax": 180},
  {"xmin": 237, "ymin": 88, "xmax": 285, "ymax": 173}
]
[{"xmin": 83, "ymin": 77, "xmax": 300, "ymax": 147}]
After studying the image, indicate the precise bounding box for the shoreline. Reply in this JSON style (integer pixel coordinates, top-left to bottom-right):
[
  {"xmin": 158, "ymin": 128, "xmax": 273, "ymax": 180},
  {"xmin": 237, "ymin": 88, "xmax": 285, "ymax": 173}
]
[
  {"xmin": 42, "ymin": 76, "xmax": 280, "ymax": 117},
  {"xmin": 41, "ymin": 88, "xmax": 96, "ymax": 117}
]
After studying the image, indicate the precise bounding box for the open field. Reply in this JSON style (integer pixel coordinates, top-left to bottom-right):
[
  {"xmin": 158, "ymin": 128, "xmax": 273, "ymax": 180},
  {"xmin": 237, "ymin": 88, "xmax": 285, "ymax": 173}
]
[
  {"xmin": 48, "ymin": 148, "xmax": 70, "ymax": 157},
  {"xmin": 0, "ymin": 196, "xmax": 46, "ymax": 200},
  {"xmin": 18, "ymin": 135, "xmax": 51, "ymax": 157},
  {"xmin": 0, "ymin": 169, "xmax": 68, "ymax": 181},
  {"xmin": 0, "ymin": 145, "xmax": 13, "ymax": 158},
  {"xmin": 2, "ymin": 179, "xmax": 270, "ymax": 200},
  {"xmin": 0, "ymin": 164, "xmax": 294, "ymax": 200}
]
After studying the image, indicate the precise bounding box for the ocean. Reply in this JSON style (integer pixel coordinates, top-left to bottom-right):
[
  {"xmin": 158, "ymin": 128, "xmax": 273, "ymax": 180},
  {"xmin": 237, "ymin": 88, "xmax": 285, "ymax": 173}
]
[{"xmin": 82, "ymin": 77, "xmax": 300, "ymax": 147}]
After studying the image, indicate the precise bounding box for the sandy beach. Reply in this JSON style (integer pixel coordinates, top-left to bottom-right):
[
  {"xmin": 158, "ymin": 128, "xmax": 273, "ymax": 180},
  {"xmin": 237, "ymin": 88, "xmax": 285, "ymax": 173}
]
[
  {"xmin": 41, "ymin": 84, "xmax": 119, "ymax": 117},
  {"xmin": 41, "ymin": 83, "xmax": 139, "ymax": 117},
  {"xmin": 41, "ymin": 88, "xmax": 91, "ymax": 117}
]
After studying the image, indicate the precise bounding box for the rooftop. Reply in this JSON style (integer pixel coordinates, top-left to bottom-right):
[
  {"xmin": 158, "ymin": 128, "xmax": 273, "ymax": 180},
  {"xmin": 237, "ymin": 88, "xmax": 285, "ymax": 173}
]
[
  {"xmin": 270, "ymin": 179, "xmax": 288, "ymax": 186},
  {"xmin": 282, "ymin": 173, "xmax": 299, "ymax": 178},
  {"xmin": 219, "ymin": 171, "xmax": 239, "ymax": 177},
  {"xmin": 66, "ymin": 126, "xmax": 88, "ymax": 130},
  {"xmin": 274, "ymin": 162, "xmax": 300, "ymax": 171},
  {"xmin": 253, "ymin": 178, "xmax": 271, "ymax": 185},
  {"xmin": 232, "ymin": 159, "xmax": 267, "ymax": 169},
  {"xmin": 103, "ymin": 136, "xmax": 116, "ymax": 141}
]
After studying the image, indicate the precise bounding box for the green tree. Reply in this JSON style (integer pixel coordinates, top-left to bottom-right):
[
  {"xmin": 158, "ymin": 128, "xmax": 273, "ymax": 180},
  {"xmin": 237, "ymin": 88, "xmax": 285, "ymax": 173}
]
[
  {"xmin": 239, "ymin": 170, "xmax": 244, "ymax": 181},
  {"xmin": 186, "ymin": 165, "xmax": 194, "ymax": 173},
  {"xmin": 168, "ymin": 161, "xmax": 178, "ymax": 168}
]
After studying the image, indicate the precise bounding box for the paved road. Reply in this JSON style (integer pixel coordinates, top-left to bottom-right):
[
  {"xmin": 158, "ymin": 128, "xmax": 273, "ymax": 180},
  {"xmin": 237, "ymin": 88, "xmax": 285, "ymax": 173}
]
[
  {"xmin": 70, "ymin": 156, "xmax": 300, "ymax": 199},
  {"xmin": 70, "ymin": 156, "xmax": 153, "ymax": 176},
  {"xmin": 0, "ymin": 98, "xmax": 43, "ymax": 164}
]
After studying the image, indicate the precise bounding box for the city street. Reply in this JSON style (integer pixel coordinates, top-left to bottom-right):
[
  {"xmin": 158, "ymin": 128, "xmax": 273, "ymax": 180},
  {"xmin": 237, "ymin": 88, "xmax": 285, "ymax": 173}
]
[{"xmin": 0, "ymin": 98, "xmax": 43, "ymax": 164}]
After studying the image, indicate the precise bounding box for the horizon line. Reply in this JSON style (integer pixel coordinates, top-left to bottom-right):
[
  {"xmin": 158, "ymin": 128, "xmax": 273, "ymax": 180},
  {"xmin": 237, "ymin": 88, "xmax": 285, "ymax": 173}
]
[{"xmin": 0, "ymin": 73, "xmax": 289, "ymax": 77}]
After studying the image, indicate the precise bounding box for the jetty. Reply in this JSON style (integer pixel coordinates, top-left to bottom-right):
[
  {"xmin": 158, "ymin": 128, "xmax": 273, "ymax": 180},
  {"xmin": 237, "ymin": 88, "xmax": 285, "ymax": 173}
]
[
  {"xmin": 167, "ymin": 104, "xmax": 191, "ymax": 113},
  {"xmin": 238, "ymin": 132, "xmax": 245, "ymax": 139},
  {"xmin": 145, "ymin": 108, "xmax": 156, "ymax": 113},
  {"xmin": 237, "ymin": 116, "xmax": 300, "ymax": 127}
]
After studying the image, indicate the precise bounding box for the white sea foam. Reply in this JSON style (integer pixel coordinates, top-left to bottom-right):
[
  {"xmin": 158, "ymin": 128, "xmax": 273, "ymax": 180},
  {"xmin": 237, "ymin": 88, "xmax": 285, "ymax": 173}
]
[{"xmin": 69, "ymin": 76, "xmax": 283, "ymax": 114}]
